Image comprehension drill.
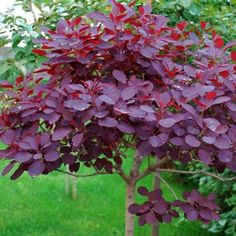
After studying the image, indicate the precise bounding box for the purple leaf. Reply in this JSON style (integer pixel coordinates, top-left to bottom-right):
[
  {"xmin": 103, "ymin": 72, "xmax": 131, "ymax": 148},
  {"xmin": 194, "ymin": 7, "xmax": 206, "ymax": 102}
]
[
  {"xmin": 28, "ymin": 161, "xmax": 46, "ymax": 177},
  {"xmin": 65, "ymin": 99, "xmax": 90, "ymax": 111},
  {"xmin": 138, "ymin": 216, "xmax": 146, "ymax": 226},
  {"xmin": 2, "ymin": 161, "xmax": 15, "ymax": 176},
  {"xmin": 204, "ymin": 118, "xmax": 221, "ymax": 132},
  {"xmin": 94, "ymin": 110, "xmax": 109, "ymax": 118},
  {"xmin": 169, "ymin": 137, "xmax": 184, "ymax": 146},
  {"xmin": 181, "ymin": 103, "xmax": 196, "ymax": 115},
  {"xmin": 44, "ymin": 150, "xmax": 60, "ymax": 162},
  {"xmin": 227, "ymin": 158, "xmax": 236, "ymax": 172},
  {"xmin": 185, "ymin": 135, "xmax": 200, "ymax": 147},
  {"xmin": 128, "ymin": 204, "xmax": 140, "ymax": 214},
  {"xmin": 198, "ymin": 149, "xmax": 212, "ymax": 164},
  {"xmin": 117, "ymin": 122, "xmax": 135, "ymax": 134},
  {"xmin": 140, "ymin": 105, "xmax": 155, "ymax": 113},
  {"xmin": 153, "ymin": 201, "xmax": 168, "ymax": 214},
  {"xmin": 138, "ymin": 186, "xmax": 149, "ymax": 196},
  {"xmin": 62, "ymin": 154, "xmax": 76, "ymax": 165},
  {"xmin": 2, "ymin": 129, "xmax": 15, "ymax": 145},
  {"xmin": 112, "ymin": 70, "xmax": 127, "ymax": 84},
  {"xmin": 186, "ymin": 210, "xmax": 198, "ymax": 220},
  {"xmin": 163, "ymin": 213, "xmax": 172, "ymax": 223},
  {"xmin": 89, "ymin": 11, "xmax": 108, "ymax": 22},
  {"xmin": 14, "ymin": 152, "xmax": 32, "ymax": 163},
  {"xmin": 52, "ymin": 128, "xmax": 72, "ymax": 141},
  {"xmin": 227, "ymin": 103, "xmax": 236, "ymax": 111},
  {"xmin": 138, "ymin": 141, "xmax": 152, "ymax": 156},
  {"xmin": 159, "ymin": 118, "xmax": 176, "ymax": 128},
  {"xmin": 214, "ymin": 137, "xmax": 232, "ymax": 149},
  {"xmin": 98, "ymin": 117, "xmax": 118, "ymax": 128},
  {"xmin": 148, "ymin": 189, "xmax": 162, "ymax": 201},
  {"xmin": 129, "ymin": 106, "xmax": 146, "ymax": 118},
  {"xmin": 49, "ymin": 113, "xmax": 60, "ymax": 124},
  {"xmin": 140, "ymin": 46, "xmax": 154, "ymax": 58},
  {"xmin": 213, "ymin": 96, "xmax": 231, "ymax": 105},
  {"xmin": 149, "ymin": 136, "xmax": 160, "ymax": 147},
  {"xmin": 98, "ymin": 95, "xmax": 115, "ymax": 105},
  {"xmin": 151, "ymin": 61, "xmax": 165, "ymax": 76},
  {"xmin": 202, "ymin": 136, "xmax": 216, "ymax": 144},
  {"xmin": 199, "ymin": 209, "xmax": 212, "ymax": 220},
  {"xmin": 121, "ymin": 87, "xmax": 136, "ymax": 100},
  {"xmin": 10, "ymin": 166, "xmax": 25, "ymax": 180},
  {"xmin": 215, "ymin": 125, "xmax": 228, "ymax": 134},
  {"xmin": 218, "ymin": 150, "xmax": 233, "ymax": 163},
  {"xmin": 145, "ymin": 212, "xmax": 157, "ymax": 224},
  {"xmin": 72, "ymin": 133, "xmax": 84, "ymax": 147},
  {"xmin": 45, "ymin": 98, "xmax": 57, "ymax": 108},
  {"xmin": 149, "ymin": 133, "xmax": 168, "ymax": 147}
]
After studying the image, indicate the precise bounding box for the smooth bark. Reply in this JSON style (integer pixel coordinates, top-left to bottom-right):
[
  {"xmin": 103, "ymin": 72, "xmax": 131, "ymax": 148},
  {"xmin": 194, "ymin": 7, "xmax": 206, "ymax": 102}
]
[
  {"xmin": 125, "ymin": 183, "xmax": 135, "ymax": 236},
  {"xmin": 152, "ymin": 171, "xmax": 160, "ymax": 236},
  {"xmin": 72, "ymin": 175, "xmax": 77, "ymax": 199}
]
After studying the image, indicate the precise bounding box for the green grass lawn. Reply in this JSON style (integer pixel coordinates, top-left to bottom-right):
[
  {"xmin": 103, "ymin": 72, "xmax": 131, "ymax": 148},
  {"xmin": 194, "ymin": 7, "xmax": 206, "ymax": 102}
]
[{"xmin": 0, "ymin": 144, "xmax": 215, "ymax": 236}]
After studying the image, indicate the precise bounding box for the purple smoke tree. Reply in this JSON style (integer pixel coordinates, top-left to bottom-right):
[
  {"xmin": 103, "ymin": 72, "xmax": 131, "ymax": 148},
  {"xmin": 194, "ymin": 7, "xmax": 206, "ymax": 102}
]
[{"xmin": 0, "ymin": 1, "xmax": 236, "ymax": 236}]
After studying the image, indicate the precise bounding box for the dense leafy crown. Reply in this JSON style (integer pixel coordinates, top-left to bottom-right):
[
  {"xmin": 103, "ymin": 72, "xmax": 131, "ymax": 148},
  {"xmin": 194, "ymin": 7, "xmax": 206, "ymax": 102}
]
[{"xmin": 0, "ymin": 0, "xmax": 235, "ymax": 227}]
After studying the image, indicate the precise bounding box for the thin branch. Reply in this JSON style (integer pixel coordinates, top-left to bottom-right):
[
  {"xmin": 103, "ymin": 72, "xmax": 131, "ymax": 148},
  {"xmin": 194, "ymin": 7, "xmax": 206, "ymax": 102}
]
[
  {"xmin": 137, "ymin": 156, "xmax": 171, "ymax": 182},
  {"xmin": 117, "ymin": 168, "xmax": 130, "ymax": 184},
  {"xmin": 154, "ymin": 168, "xmax": 236, "ymax": 182},
  {"xmin": 156, "ymin": 173, "xmax": 178, "ymax": 200},
  {"xmin": 130, "ymin": 151, "xmax": 143, "ymax": 184},
  {"xmin": 56, "ymin": 169, "xmax": 115, "ymax": 178},
  {"xmin": 29, "ymin": 1, "xmax": 37, "ymax": 23}
]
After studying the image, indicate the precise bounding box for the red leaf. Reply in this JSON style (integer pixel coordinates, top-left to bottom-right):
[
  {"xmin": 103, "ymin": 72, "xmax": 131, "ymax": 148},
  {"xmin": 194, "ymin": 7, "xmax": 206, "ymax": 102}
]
[
  {"xmin": 138, "ymin": 6, "xmax": 144, "ymax": 15},
  {"xmin": 32, "ymin": 49, "xmax": 46, "ymax": 56},
  {"xmin": 231, "ymin": 51, "xmax": 236, "ymax": 61},
  {"xmin": 0, "ymin": 80, "xmax": 13, "ymax": 89},
  {"xmin": 16, "ymin": 76, "xmax": 23, "ymax": 85},
  {"xmin": 206, "ymin": 92, "xmax": 217, "ymax": 100},
  {"xmin": 219, "ymin": 70, "xmax": 229, "ymax": 78},
  {"xmin": 214, "ymin": 37, "xmax": 224, "ymax": 49},
  {"xmin": 177, "ymin": 21, "xmax": 187, "ymax": 31},
  {"xmin": 200, "ymin": 21, "xmax": 207, "ymax": 30},
  {"xmin": 72, "ymin": 17, "xmax": 82, "ymax": 27}
]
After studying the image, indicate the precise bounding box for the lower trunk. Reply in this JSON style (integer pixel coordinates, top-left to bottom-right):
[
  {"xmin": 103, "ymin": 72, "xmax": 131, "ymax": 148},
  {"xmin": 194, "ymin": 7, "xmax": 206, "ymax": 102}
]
[
  {"xmin": 152, "ymin": 172, "xmax": 160, "ymax": 236},
  {"xmin": 125, "ymin": 182, "xmax": 135, "ymax": 236},
  {"xmin": 72, "ymin": 175, "xmax": 77, "ymax": 199},
  {"xmin": 65, "ymin": 166, "xmax": 70, "ymax": 195}
]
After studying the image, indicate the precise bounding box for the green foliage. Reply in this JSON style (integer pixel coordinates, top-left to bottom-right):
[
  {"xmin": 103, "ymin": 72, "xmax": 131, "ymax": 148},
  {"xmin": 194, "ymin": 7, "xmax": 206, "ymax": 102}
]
[
  {"xmin": 187, "ymin": 164, "xmax": 236, "ymax": 235},
  {"xmin": 152, "ymin": 0, "xmax": 236, "ymax": 41}
]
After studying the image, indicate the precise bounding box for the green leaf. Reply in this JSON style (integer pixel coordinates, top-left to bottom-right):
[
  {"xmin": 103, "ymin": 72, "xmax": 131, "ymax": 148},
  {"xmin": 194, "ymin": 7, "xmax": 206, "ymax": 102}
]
[
  {"xmin": 188, "ymin": 3, "xmax": 201, "ymax": 16},
  {"xmin": 0, "ymin": 142, "xmax": 8, "ymax": 150},
  {"xmin": 12, "ymin": 34, "xmax": 22, "ymax": 48},
  {"xmin": 0, "ymin": 63, "xmax": 11, "ymax": 75},
  {"xmin": 179, "ymin": 0, "xmax": 192, "ymax": 8}
]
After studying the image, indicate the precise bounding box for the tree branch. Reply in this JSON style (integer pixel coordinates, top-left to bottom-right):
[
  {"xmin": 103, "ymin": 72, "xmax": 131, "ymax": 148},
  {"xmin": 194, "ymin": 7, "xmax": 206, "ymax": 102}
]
[
  {"xmin": 156, "ymin": 173, "xmax": 178, "ymax": 200},
  {"xmin": 115, "ymin": 166, "xmax": 130, "ymax": 184},
  {"xmin": 29, "ymin": 0, "xmax": 37, "ymax": 23},
  {"xmin": 56, "ymin": 169, "xmax": 115, "ymax": 178},
  {"xmin": 137, "ymin": 156, "xmax": 171, "ymax": 182},
  {"xmin": 130, "ymin": 151, "xmax": 143, "ymax": 184},
  {"xmin": 154, "ymin": 168, "xmax": 236, "ymax": 182}
]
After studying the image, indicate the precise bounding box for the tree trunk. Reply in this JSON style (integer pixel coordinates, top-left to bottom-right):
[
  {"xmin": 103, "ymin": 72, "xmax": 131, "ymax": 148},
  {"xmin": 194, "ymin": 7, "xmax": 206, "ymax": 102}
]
[
  {"xmin": 152, "ymin": 171, "xmax": 160, "ymax": 236},
  {"xmin": 72, "ymin": 175, "xmax": 77, "ymax": 199},
  {"xmin": 65, "ymin": 167, "xmax": 70, "ymax": 195},
  {"xmin": 125, "ymin": 182, "xmax": 135, "ymax": 236}
]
